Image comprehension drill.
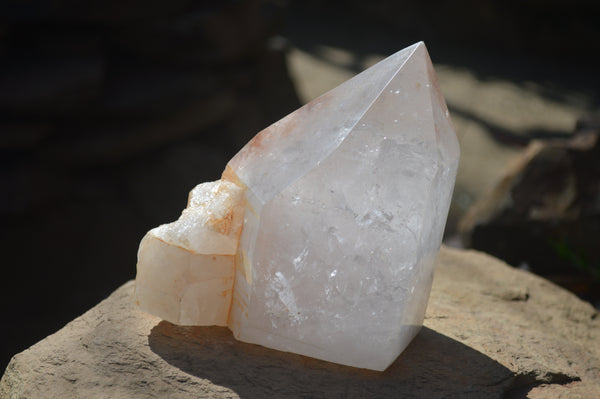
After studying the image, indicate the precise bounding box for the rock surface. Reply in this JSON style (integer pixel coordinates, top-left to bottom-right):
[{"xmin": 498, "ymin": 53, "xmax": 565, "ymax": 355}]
[
  {"xmin": 2, "ymin": 246, "xmax": 599, "ymax": 398},
  {"xmin": 459, "ymin": 132, "xmax": 600, "ymax": 304}
]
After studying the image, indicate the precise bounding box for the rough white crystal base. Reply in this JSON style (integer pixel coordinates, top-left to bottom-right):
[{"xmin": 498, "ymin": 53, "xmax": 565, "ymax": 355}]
[
  {"xmin": 135, "ymin": 180, "xmax": 244, "ymax": 326},
  {"xmin": 135, "ymin": 42, "xmax": 459, "ymax": 371}
]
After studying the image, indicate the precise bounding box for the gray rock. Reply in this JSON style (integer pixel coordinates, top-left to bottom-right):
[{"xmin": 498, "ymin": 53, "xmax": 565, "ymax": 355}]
[
  {"xmin": 2, "ymin": 246, "xmax": 599, "ymax": 398},
  {"xmin": 458, "ymin": 133, "xmax": 600, "ymax": 302}
]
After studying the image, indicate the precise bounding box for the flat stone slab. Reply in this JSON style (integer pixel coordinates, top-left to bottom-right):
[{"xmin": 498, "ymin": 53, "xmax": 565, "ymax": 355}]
[{"xmin": 2, "ymin": 247, "xmax": 599, "ymax": 398}]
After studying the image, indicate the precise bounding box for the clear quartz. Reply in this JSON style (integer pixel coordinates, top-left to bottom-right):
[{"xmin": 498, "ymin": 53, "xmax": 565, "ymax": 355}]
[{"xmin": 135, "ymin": 42, "xmax": 459, "ymax": 371}]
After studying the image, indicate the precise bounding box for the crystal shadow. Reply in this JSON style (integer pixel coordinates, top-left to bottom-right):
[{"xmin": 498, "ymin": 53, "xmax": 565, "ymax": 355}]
[{"xmin": 148, "ymin": 322, "xmax": 513, "ymax": 398}]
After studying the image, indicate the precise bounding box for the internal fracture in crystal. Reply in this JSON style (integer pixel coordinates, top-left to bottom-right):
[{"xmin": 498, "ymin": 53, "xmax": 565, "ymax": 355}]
[{"xmin": 135, "ymin": 42, "xmax": 459, "ymax": 371}]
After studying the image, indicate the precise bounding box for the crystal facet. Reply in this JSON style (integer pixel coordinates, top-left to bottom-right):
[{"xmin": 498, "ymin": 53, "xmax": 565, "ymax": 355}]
[{"xmin": 135, "ymin": 42, "xmax": 459, "ymax": 371}]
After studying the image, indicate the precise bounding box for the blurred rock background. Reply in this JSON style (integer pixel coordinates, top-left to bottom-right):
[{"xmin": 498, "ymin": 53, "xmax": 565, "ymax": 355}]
[{"xmin": 1, "ymin": 0, "xmax": 599, "ymax": 370}]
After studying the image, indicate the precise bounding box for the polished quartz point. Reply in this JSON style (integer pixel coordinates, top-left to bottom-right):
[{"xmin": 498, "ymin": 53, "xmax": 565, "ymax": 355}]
[{"xmin": 135, "ymin": 42, "xmax": 459, "ymax": 371}]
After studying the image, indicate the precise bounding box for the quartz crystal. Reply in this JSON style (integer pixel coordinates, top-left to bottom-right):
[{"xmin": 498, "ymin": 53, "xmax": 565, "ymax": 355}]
[{"xmin": 135, "ymin": 42, "xmax": 459, "ymax": 371}]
